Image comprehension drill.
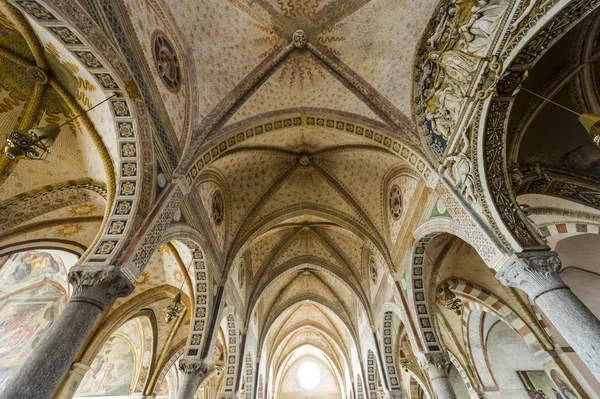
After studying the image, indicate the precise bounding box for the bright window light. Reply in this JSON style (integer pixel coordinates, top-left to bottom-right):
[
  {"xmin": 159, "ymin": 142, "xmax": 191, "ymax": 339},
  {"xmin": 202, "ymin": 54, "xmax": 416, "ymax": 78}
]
[{"xmin": 297, "ymin": 360, "xmax": 321, "ymax": 391}]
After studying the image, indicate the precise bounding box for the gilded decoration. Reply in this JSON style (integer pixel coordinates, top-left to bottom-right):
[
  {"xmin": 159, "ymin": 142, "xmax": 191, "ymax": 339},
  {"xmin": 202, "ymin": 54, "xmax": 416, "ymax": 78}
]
[{"xmin": 414, "ymin": 0, "xmax": 509, "ymax": 160}]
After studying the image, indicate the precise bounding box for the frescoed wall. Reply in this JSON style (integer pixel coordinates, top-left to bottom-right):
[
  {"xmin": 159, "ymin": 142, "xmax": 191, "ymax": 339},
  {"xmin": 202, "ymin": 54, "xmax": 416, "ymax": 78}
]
[
  {"xmin": 74, "ymin": 316, "xmax": 154, "ymax": 398},
  {"xmin": 0, "ymin": 250, "xmax": 75, "ymax": 297},
  {"xmin": 0, "ymin": 250, "xmax": 74, "ymax": 391}
]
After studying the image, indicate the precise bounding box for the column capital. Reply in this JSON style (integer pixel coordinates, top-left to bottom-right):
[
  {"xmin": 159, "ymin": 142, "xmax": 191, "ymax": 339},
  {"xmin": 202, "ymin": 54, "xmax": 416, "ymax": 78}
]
[
  {"xmin": 417, "ymin": 352, "xmax": 450, "ymax": 380},
  {"xmin": 68, "ymin": 266, "xmax": 134, "ymax": 311},
  {"xmin": 178, "ymin": 358, "xmax": 208, "ymax": 376},
  {"xmin": 496, "ymin": 251, "xmax": 566, "ymax": 300},
  {"xmin": 389, "ymin": 390, "xmax": 406, "ymax": 399}
]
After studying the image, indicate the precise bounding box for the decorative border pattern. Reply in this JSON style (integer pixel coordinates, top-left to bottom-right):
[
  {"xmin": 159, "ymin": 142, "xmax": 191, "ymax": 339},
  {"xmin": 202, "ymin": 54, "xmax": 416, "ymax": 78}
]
[
  {"xmin": 0, "ymin": 181, "xmax": 106, "ymax": 233},
  {"xmin": 178, "ymin": 239, "xmax": 209, "ymax": 359},
  {"xmin": 435, "ymin": 185, "xmax": 497, "ymax": 264},
  {"xmin": 539, "ymin": 222, "xmax": 600, "ymax": 238},
  {"xmin": 126, "ymin": 188, "xmax": 184, "ymax": 274},
  {"xmin": 382, "ymin": 311, "xmax": 403, "ymax": 392},
  {"xmin": 409, "ymin": 234, "xmax": 442, "ymax": 353},
  {"xmin": 244, "ymin": 352, "xmax": 253, "ymax": 399},
  {"xmin": 152, "ymin": 347, "xmax": 184, "ymax": 396},
  {"xmin": 185, "ymin": 114, "xmax": 436, "ymax": 188},
  {"xmin": 257, "ymin": 374, "xmax": 263, "ymax": 399},
  {"xmin": 449, "ymin": 278, "xmax": 543, "ymax": 355},
  {"xmin": 13, "ymin": 0, "xmax": 144, "ymax": 265},
  {"xmin": 476, "ymin": 0, "xmax": 600, "ymax": 251},
  {"xmin": 447, "ymin": 352, "xmax": 479, "ymax": 399},
  {"xmin": 356, "ymin": 374, "xmax": 365, "ymax": 399},
  {"xmin": 98, "ymin": 0, "xmax": 179, "ymax": 167},
  {"xmin": 516, "ymin": 166, "xmax": 600, "ymax": 210},
  {"xmin": 224, "ymin": 314, "xmax": 239, "ymax": 393},
  {"xmin": 366, "ymin": 350, "xmax": 378, "ymax": 399}
]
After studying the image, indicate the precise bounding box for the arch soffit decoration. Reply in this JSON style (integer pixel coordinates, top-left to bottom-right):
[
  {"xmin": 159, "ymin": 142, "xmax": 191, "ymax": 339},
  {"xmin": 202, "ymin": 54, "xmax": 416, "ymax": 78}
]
[
  {"xmin": 267, "ymin": 318, "xmax": 352, "ymax": 366},
  {"xmin": 248, "ymin": 258, "xmax": 372, "ymax": 330},
  {"xmin": 405, "ymin": 220, "xmax": 507, "ymax": 358},
  {"xmin": 447, "ymin": 278, "xmax": 549, "ymax": 356},
  {"xmin": 270, "ymin": 331, "xmax": 349, "ymax": 384},
  {"xmin": 12, "ymin": 0, "xmax": 154, "ymax": 268},
  {"xmin": 258, "ymin": 298, "xmax": 359, "ymax": 359},
  {"xmin": 269, "ymin": 321, "xmax": 350, "ymax": 369},
  {"xmin": 155, "ymin": 224, "xmax": 218, "ymax": 361},
  {"xmin": 79, "ymin": 285, "xmax": 186, "ymax": 365},
  {"xmin": 474, "ymin": 0, "xmax": 600, "ymax": 252}
]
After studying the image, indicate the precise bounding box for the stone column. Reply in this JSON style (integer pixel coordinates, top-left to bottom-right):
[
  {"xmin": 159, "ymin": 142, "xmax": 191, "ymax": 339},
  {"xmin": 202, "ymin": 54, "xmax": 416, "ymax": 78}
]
[
  {"xmin": 176, "ymin": 359, "xmax": 208, "ymax": 399},
  {"xmin": 418, "ymin": 353, "xmax": 457, "ymax": 399},
  {"xmin": 497, "ymin": 251, "xmax": 600, "ymax": 381},
  {"xmin": 0, "ymin": 266, "xmax": 133, "ymax": 399}
]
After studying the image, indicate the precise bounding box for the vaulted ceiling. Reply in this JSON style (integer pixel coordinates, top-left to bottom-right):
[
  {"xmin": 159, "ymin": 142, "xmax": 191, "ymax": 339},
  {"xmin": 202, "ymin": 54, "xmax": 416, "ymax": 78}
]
[{"xmin": 117, "ymin": 0, "xmax": 439, "ymax": 384}]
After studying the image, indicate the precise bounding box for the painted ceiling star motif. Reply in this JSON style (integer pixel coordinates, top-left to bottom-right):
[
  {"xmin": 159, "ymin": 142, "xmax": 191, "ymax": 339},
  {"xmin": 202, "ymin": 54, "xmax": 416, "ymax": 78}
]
[
  {"xmin": 56, "ymin": 223, "xmax": 84, "ymax": 237},
  {"xmin": 69, "ymin": 203, "xmax": 97, "ymax": 216}
]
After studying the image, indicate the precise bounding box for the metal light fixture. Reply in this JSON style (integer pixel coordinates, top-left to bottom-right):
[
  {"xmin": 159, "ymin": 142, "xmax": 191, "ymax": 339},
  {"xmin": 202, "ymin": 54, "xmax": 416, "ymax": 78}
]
[
  {"xmin": 163, "ymin": 292, "xmax": 185, "ymax": 323},
  {"xmin": 4, "ymin": 93, "xmax": 118, "ymax": 161},
  {"xmin": 5, "ymin": 126, "xmax": 60, "ymax": 160},
  {"xmin": 578, "ymin": 113, "xmax": 600, "ymax": 148},
  {"xmin": 519, "ymin": 87, "xmax": 600, "ymax": 149}
]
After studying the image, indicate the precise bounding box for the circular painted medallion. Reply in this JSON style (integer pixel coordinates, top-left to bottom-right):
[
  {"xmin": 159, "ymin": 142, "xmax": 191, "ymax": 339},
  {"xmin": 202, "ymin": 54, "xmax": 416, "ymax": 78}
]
[
  {"xmin": 370, "ymin": 257, "xmax": 377, "ymax": 284},
  {"xmin": 152, "ymin": 31, "xmax": 181, "ymax": 93},
  {"xmin": 212, "ymin": 191, "xmax": 224, "ymax": 225},
  {"xmin": 389, "ymin": 185, "xmax": 403, "ymax": 220}
]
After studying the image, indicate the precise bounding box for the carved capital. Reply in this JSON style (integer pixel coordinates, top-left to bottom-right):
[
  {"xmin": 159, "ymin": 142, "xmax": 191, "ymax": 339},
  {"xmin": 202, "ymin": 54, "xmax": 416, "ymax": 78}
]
[
  {"xmin": 178, "ymin": 358, "xmax": 208, "ymax": 376},
  {"xmin": 496, "ymin": 251, "xmax": 566, "ymax": 300},
  {"xmin": 68, "ymin": 266, "xmax": 134, "ymax": 310},
  {"xmin": 389, "ymin": 390, "xmax": 406, "ymax": 399},
  {"xmin": 418, "ymin": 353, "xmax": 450, "ymax": 380}
]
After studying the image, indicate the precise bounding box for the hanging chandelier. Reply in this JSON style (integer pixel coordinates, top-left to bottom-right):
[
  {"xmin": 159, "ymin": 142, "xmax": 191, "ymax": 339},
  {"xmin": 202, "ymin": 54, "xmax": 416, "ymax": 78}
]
[
  {"xmin": 163, "ymin": 292, "xmax": 185, "ymax": 323},
  {"xmin": 4, "ymin": 126, "xmax": 60, "ymax": 160},
  {"xmin": 3, "ymin": 93, "xmax": 117, "ymax": 161}
]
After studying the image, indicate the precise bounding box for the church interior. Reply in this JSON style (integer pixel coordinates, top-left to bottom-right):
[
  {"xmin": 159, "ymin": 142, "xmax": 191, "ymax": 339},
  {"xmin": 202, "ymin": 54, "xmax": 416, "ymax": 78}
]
[{"xmin": 0, "ymin": 1, "xmax": 599, "ymax": 398}]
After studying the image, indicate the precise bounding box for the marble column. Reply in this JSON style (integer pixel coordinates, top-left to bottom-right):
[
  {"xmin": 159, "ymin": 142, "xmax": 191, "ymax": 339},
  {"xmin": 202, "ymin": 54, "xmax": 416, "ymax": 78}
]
[
  {"xmin": 175, "ymin": 359, "xmax": 208, "ymax": 399},
  {"xmin": 418, "ymin": 353, "xmax": 457, "ymax": 399},
  {"xmin": 0, "ymin": 266, "xmax": 133, "ymax": 399},
  {"xmin": 497, "ymin": 251, "xmax": 600, "ymax": 381}
]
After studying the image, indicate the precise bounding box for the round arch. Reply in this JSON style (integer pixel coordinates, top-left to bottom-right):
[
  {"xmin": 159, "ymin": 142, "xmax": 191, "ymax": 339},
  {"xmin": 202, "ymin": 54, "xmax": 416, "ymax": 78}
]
[{"xmin": 12, "ymin": 0, "xmax": 154, "ymax": 267}]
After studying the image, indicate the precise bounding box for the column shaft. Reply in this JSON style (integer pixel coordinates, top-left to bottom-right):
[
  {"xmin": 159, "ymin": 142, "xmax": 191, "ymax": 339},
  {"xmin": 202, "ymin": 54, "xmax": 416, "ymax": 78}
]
[
  {"xmin": 497, "ymin": 251, "xmax": 600, "ymax": 381},
  {"xmin": 0, "ymin": 301, "xmax": 102, "ymax": 399},
  {"xmin": 0, "ymin": 266, "xmax": 132, "ymax": 399},
  {"xmin": 429, "ymin": 376, "xmax": 457, "ymax": 399},
  {"xmin": 536, "ymin": 288, "xmax": 600, "ymax": 377},
  {"xmin": 418, "ymin": 353, "xmax": 457, "ymax": 399}
]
